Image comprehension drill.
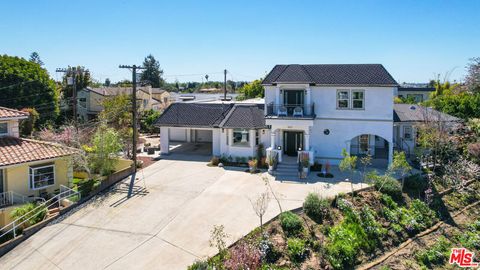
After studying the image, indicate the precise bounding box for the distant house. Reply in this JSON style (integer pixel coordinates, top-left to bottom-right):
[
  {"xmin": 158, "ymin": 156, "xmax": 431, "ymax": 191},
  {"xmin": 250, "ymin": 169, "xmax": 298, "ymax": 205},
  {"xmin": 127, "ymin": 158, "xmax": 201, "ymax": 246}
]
[
  {"xmin": 0, "ymin": 107, "xmax": 75, "ymax": 227},
  {"xmin": 77, "ymin": 86, "xmax": 170, "ymax": 121},
  {"xmin": 169, "ymin": 92, "xmax": 239, "ymax": 103},
  {"xmin": 396, "ymin": 84, "xmax": 435, "ymax": 103}
]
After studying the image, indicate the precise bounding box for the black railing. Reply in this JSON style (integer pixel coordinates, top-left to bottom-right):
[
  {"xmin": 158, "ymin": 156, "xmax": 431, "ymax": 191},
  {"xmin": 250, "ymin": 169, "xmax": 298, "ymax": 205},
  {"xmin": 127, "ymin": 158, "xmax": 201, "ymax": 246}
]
[{"xmin": 266, "ymin": 103, "xmax": 315, "ymax": 118}]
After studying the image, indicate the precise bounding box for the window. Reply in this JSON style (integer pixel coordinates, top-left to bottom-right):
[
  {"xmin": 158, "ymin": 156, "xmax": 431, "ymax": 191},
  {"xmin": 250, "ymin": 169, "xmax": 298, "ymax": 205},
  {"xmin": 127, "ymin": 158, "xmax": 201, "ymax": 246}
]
[
  {"xmin": 0, "ymin": 122, "xmax": 7, "ymax": 135},
  {"xmin": 0, "ymin": 169, "xmax": 4, "ymax": 193},
  {"xmin": 352, "ymin": 90, "xmax": 364, "ymax": 109},
  {"xmin": 29, "ymin": 164, "xmax": 55, "ymax": 190},
  {"xmin": 403, "ymin": 126, "xmax": 413, "ymax": 141},
  {"xmin": 255, "ymin": 130, "xmax": 259, "ymax": 146},
  {"xmin": 143, "ymin": 99, "xmax": 148, "ymax": 108},
  {"xmin": 233, "ymin": 129, "xmax": 249, "ymax": 146},
  {"xmin": 337, "ymin": 90, "xmax": 350, "ymax": 109}
]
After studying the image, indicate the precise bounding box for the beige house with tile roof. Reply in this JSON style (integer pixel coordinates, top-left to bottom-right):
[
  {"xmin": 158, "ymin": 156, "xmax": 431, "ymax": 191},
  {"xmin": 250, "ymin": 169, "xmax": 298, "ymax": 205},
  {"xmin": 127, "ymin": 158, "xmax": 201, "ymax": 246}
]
[{"xmin": 0, "ymin": 107, "xmax": 75, "ymax": 227}]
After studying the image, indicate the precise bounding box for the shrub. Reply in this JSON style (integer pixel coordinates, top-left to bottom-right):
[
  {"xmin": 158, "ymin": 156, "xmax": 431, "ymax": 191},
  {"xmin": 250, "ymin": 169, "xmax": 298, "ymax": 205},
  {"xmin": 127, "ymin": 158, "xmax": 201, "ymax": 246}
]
[
  {"xmin": 279, "ymin": 211, "xmax": 303, "ymax": 237},
  {"xmin": 415, "ymin": 236, "xmax": 450, "ymax": 267},
  {"xmin": 360, "ymin": 206, "xmax": 386, "ymax": 241},
  {"xmin": 209, "ymin": 156, "xmax": 220, "ymax": 166},
  {"xmin": 187, "ymin": 260, "xmax": 211, "ymax": 270},
  {"xmin": 303, "ymin": 193, "xmax": 330, "ymax": 223},
  {"xmin": 399, "ymin": 199, "xmax": 437, "ymax": 233},
  {"xmin": 259, "ymin": 238, "xmax": 281, "ymax": 263},
  {"xmin": 77, "ymin": 178, "xmax": 101, "ymax": 197},
  {"xmin": 224, "ymin": 242, "xmax": 261, "ymax": 270},
  {"xmin": 287, "ymin": 238, "xmax": 307, "ymax": 263},
  {"xmin": 457, "ymin": 219, "xmax": 480, "ymax": 250},
  {"xmin": 372, "ymin": 174, "xmax": 403, "ymax": 201},
  {"xmin": 10, "ymin": 202, "xmax": 47, "ymax": 228}
]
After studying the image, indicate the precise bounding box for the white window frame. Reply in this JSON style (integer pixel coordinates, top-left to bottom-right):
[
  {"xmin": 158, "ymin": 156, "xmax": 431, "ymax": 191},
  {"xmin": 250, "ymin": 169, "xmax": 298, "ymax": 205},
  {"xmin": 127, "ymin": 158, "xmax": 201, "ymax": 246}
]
[
  {"xmin": 351, "ymin": 90, "xmax": 365, "ymax": 109},
  {"xmin": 232, "ymin": 128, "xmax": 250, "ymax": 147},
  {"xmin": 0, "ymin": 122, "xmax": 8, "ymax": 136},
  {"xmin": 336, "ymin": 90, "xmax": 350, "ymax": 109},
  {"xmin": 29, "ymin": 164, "xmax": 55, "ymax": 190},
  {"xmin": 403, "ymin": 126, "xmax": 413, "ymax": 141}
]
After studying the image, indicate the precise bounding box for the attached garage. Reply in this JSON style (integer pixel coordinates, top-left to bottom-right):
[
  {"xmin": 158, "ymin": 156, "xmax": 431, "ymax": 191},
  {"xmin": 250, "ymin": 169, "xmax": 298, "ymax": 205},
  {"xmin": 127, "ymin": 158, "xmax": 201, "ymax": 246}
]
[{"xmin": 169, "ymin": 128, "xmax": 187, "ymax": 142}]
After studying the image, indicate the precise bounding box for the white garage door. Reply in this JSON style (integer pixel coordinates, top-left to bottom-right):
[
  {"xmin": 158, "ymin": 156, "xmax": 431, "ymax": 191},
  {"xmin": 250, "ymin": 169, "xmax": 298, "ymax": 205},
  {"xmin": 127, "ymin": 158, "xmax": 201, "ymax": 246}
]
[
  {"xmin": 169, "ymin": 128, "xmax": 187, "ymax": 142},
  {"xmin": 195, "ymin": 130, "xmax": 212, "ymax": 142}
]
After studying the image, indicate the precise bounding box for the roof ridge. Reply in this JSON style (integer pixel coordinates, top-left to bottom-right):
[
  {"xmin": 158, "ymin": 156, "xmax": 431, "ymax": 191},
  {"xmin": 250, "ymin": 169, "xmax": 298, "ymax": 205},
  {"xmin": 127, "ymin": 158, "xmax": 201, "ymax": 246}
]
[
  {"xmin": 0, "ymin": 106, "xmax": 29, "ymax": 116},
  {"xmin": 299, "ymin": 65, "xmax": 315, "ymax": 83},
  {"xmin": 19, "ymin": 137, "xmax": 78, "ymax": 152}
]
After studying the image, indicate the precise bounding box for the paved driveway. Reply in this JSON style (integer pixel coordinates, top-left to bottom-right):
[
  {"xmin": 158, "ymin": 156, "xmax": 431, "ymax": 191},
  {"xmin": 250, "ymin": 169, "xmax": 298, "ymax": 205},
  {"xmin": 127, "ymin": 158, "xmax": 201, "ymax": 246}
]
[{"xmin": 0, "ymin": 154, "xmax": 364, "ymax": 270}]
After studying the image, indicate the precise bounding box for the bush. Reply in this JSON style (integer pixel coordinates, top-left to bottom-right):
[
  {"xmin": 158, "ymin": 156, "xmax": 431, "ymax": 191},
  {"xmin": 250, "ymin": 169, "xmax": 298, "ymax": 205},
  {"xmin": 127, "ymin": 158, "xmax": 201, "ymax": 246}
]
[
  {"xmin": 287, "ymin": 238, "xmax": 307, "ymax": 263},
  {"xmin": 77, "ymin": 178, "xmax": 101, "ymax": 197},
  {"xmin": 360, "ymin": 205, "xmax": 386, "ymax": 241},
  {"xmin": 303, "ymin": 193, "xmax": 330, "ymax": 223},
  {"xmin": 209, "ymin": 156, "xmax": 220, "ymax": 166},
  {"xmin": 188, "ymin": 260, "xmax": 211, "ymax": 270},
  {"xmin": 224, "ymin": 242, "xmax": 261, "ymax": 270},
  {"xmin": 415, "ymin": 236, "xmax": 450, "ymax": 267},
  {"xmin": 10, "ymin": 202, "xmax": 47, "ymax": 229},
  {"xmin": 279, "ymin": 211, "xmax": 303, "ymax": 237},
  {"xmin": 457, "ymin": 219, "xmax": 480, "ymax": 250},
  {"xmin": 372, "ymin": 174, "xmax": 403, "ymax": 201}
]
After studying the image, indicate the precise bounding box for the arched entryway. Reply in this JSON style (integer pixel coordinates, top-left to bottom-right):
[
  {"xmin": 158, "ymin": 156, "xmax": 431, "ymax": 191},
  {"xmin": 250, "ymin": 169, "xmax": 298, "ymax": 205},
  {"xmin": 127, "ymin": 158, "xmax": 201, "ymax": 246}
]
[{"xmin": 349, "ymin": 134, "xmax": 390, "ymax": 168}]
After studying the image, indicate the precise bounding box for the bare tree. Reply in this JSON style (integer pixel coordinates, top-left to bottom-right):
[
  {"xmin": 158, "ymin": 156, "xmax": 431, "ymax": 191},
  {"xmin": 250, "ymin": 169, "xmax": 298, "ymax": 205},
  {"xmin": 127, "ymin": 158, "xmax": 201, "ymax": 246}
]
[
  {"xmin": 262, "ymin": 176, "xmax": 283, "ymax": 214},
  {"xmin": 209, "ymin": 225, "xmax": 229, "ymax": 261},
  {"xmin": 249, "ymin": 190, "xmax": 270, "ymax": 236}
]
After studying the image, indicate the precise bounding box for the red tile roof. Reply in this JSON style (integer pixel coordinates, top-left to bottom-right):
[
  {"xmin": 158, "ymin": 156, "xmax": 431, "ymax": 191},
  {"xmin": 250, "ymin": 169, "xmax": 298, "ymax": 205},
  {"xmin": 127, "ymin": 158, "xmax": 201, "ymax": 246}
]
[
  {"xmin": 0, "ymin": 107, "xmax": 29, "ymax": 119},
  {"xmin": 0, "ymin": 137, "xmax": 76, "ymax": 167}
]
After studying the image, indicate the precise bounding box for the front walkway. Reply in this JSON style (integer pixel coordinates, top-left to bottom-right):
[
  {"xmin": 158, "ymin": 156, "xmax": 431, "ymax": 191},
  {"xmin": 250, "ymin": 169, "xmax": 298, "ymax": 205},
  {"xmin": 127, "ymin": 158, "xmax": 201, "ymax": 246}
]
[{"xmin": 0, "ymin": 157, "xmax": 365, "ymax": 270}]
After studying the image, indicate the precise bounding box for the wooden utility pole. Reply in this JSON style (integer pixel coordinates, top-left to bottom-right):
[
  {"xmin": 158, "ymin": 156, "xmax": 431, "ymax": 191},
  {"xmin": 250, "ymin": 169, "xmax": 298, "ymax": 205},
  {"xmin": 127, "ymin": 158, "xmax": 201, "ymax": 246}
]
[
  {"xmin": 224, "ymin": 69, "xmax": 227, "ymax": 100},
  {"xmin": 119, "ymin": 64, "xmax": 145, "ymax": 172},
  {"xmin": 56, "ymin": 67, "xmax": 82, "ymax": 131}
]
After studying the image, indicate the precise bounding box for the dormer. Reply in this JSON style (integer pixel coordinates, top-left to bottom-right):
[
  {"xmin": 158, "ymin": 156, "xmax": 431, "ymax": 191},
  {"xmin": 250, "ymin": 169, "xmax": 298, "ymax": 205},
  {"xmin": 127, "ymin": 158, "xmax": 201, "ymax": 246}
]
[{"xmin": 0, "ymin": 107, "xmax": 29, "ymax": 138}]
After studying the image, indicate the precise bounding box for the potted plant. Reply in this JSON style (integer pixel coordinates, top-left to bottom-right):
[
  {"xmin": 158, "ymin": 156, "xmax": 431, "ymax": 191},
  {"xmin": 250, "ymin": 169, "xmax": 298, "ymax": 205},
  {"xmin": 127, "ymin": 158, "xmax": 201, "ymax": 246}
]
[
  {"xmin": 301, "ymin": 152, "xmax": 310, "ymax": 174},
  {"xmin": 248, "ymin": 159, "xmax": 258, "ymax": 173},
  {"xmin": 267, "ymin": 151, "xmax": 278, "ymax": 173}
]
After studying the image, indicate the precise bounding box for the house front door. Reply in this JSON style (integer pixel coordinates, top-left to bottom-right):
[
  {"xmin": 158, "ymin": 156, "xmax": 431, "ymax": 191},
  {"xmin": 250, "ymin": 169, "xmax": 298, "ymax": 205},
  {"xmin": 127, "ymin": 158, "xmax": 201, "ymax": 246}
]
[
  {"xmin": 359, "ymin": 134, "xmax": 370, "ymax": 154},
  {"xmin": 284, "ymin": 131, "xmax": 304, "ymax": 156}
]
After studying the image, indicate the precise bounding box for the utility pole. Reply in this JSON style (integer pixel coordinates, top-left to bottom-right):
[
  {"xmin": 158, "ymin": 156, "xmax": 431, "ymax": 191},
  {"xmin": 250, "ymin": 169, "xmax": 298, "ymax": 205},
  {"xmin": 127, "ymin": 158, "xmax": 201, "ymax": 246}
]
[
  {"xmin": 119, "ymin": 64, "xmax": 145, "ymax": 173},
  {"xmin": 56, "ymin": 67, "xmax": 82, "ymax": 131},
  {"xmin": 223, "ymin": 69, "xmax": 227, "ymax": 100}
]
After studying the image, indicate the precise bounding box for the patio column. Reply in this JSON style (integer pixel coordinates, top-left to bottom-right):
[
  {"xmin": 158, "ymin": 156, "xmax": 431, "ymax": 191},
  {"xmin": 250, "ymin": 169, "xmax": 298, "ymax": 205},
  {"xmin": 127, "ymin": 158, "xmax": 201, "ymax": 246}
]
[
  {"xmin": 304, "ymin": 130, "xmax": 310, "ymax": 151},
  {"xmin": 388, "ymin": 140, "xmax": 393, "ymax": 165},
  {"xmin": 270, "ymin": 129, "xmax": 276, "ymax": 148},
  {"xmin": 305, "ymin": 86, "xmax": 311, "ymax": 115},
  {"xmin": 275, "ymin": 86, "xmax": 280, "ymax": 105},
  {"xmin": 160, "ymin": 126, "xmax": 169, "ymax": 155}
]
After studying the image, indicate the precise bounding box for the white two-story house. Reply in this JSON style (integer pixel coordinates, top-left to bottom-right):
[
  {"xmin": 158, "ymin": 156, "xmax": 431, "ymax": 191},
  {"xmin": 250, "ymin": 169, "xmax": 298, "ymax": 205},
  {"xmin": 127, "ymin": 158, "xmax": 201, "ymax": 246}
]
[{"xmin": 263, "ymin": 64, "xmax": 397, "ymax": 166}]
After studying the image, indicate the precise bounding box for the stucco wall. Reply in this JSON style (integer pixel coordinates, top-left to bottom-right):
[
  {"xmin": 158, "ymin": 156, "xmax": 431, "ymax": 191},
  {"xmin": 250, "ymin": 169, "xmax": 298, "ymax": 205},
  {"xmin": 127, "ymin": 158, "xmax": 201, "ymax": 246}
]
[
  {"xmin": 4, "ymin": 158, "xmax": 71, "ymax": 197},
  {"xmin": 0, "ymin": 120, "xmax": 20, "ymax": 137}
]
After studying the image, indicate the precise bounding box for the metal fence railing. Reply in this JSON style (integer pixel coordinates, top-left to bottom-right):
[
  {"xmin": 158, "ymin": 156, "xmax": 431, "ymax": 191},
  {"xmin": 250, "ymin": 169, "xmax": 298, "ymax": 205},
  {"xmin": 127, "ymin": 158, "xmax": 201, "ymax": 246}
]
[{"xmin": 266, "ymin": 103, "xmax": 315, "ymax": 117}]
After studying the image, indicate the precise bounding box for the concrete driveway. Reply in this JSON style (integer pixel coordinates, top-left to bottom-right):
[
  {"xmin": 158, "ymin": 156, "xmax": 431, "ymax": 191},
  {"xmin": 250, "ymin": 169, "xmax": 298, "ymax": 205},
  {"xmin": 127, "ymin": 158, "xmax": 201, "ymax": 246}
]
[{"xmin": 0, "ymin": 154, "xmax": 364, "ymax": 270}]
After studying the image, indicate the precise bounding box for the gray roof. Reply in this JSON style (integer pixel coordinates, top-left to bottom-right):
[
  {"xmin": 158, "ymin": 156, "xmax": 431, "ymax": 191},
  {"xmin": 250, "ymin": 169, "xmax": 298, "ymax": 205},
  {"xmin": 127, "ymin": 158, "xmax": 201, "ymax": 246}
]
[
  {"xmin": 398, "ymin": 87, "xmax": 435, "ymax": 92},
  {"xmin": 155, "ymin": 103, "xmax": 233, "ymax": 128},
  {"xmin": 262, "ymin": 64, "xmax": 398, "ymax": 86},
  {"xmin": 221, "ymin": 104, "xmax": 266, "ymax": 129},
  {"xmin": 155, "ymin": 103, "xmax": 266, "ymax": 129},
  {"xmin": 393, "ymin": 104, "xmax": 461, "ymax": 122}
]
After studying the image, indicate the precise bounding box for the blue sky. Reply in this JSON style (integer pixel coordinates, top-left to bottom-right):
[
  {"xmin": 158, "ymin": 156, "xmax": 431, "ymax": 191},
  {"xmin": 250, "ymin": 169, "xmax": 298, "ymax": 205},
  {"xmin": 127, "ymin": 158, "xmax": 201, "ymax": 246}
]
[{"xmin": 1, "ymin": 0, "xmax": 479, "ymax": 84}]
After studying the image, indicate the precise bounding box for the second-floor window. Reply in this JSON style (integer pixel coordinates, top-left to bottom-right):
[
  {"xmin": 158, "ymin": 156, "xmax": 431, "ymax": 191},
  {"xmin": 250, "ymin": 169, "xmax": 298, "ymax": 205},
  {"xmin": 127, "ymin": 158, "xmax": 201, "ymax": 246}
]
[
  {"xmin": 337, "ymin": 89, "xmax": 365, "ymax": 109},
  {"xmin": 0, "ymin": 122, "xmax": 7, "ymax": 135}
]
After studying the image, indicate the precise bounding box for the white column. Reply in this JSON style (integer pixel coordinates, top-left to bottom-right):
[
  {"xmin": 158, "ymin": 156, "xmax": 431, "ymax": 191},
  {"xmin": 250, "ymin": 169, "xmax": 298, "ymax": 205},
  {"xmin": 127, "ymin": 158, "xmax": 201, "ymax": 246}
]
[
  {"xmin": 275, "ymin": 86, "xmax": 280, "ymax": 105},
  {"xmin": 160, "ymin": 127, "xmax": 170, "ymax": 155},
  {"xmin": 270, "ymin": 129, "xmax": 276, "ymax": 148},
  {"xmin": 186, "ymin": 128, "xmax": 191, "ymax": 142},
  {"xmin": 305, "ymin": 86, "xmax": 311, "ymax": 115},
  {"xmin": 304, "ymin": 130, "xmax": 310, "ymax": 151},
  {"xmin": 388, "ymin": 140, "xmax": 394, "ymax": 165}
]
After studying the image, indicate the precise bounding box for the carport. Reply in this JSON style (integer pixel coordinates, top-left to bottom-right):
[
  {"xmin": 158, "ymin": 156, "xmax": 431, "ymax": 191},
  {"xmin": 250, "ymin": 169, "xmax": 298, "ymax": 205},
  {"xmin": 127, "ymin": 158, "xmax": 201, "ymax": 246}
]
[{"xmin": 155, "ymin": 103, "xmax": 233, "ymax": 156}]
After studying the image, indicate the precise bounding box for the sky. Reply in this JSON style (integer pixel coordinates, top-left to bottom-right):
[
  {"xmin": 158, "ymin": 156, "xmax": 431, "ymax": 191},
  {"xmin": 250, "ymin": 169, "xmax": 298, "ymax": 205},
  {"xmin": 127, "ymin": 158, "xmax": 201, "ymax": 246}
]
[{"xmin": 1, "ymin": 0, "xmax": 479, "ymax": 84}]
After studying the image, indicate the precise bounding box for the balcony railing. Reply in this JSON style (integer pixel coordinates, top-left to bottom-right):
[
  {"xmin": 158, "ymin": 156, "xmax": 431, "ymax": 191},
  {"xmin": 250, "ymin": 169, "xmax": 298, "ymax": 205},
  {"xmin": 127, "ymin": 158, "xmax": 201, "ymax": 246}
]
[{"xmin": 266, "ymin": 103, "xmax": 315, "ymax": 118}]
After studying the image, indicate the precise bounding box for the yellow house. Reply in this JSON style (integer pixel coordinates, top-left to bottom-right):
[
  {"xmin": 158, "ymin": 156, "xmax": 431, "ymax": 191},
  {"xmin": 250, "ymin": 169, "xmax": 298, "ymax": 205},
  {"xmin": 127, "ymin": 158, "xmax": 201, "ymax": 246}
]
[{"xmin": 0, "ymin": 107, "xmax": 75, "ymax": 227}]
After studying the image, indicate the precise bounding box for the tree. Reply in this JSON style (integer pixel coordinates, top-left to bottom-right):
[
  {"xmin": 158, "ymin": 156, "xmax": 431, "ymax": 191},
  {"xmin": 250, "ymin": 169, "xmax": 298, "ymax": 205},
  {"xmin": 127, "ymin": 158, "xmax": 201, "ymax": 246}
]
[
  {"xmin": 140, "ymin": 54, "xmax": 164, "ymax": 88},
  {"xmin": 19, "ymin": 108, "xmax": 39, "ymax": 137},
  {"xmin": 465, "ymin": 57, "xmax": 480, "ymax": 93},
  {"xmin": 237, "ymin": 79, "xmax": 264, "ymax": 100},
  {"xmin": 0, "ymin": 55, "xmax": 59, "ymax": 125},
  {"xmin": 359, "ymin": 153, "xmax": 372, "ymax": 188},
  {"xmin": 104, "ymin": 78, "xmax": 111, "ymax": 87},
  {"xmin": 388, "ymin": 151, "xmax": 412, "ymax": 190},
  {"xmin": 249, "ymin": 190, "xmax": 270, "ymax": 236},
  {"xmin": 88, "ymin": 124, "xmax": 122, "ymax": 176},
  {"xmin": 99, "ymin": 94, "xmax": 133, "ymax": 156},
  {"xmin": 140, "ymin": 109, "xmax": 161, "ymax": 133},
  {"xmin": 339, "ymin": 148, "xmax": 358, "ymax": 199},
  {"xmin": 209, "ymin": 225, "xmax": 229, "ymax": 262},
  {"xmin": 29, "ymin": 52, "xmax": 44, "ymax": 66}
]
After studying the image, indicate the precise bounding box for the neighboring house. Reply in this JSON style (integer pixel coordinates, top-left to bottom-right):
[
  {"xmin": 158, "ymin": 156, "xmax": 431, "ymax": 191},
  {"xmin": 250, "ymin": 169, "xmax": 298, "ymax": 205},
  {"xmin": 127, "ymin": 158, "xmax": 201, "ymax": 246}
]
[
  {"xmin": 169, "ymin": 92, "xmax": 239, "ymax": 103},
  {"xmin": 150, "ymin": 88, "xmax": 172, "ymax": 109},
  {"xmin": 155, "ymin": 64, "xmax": 459, "ymax": 170},
  {"xmin": 0, "ymin": 107, "xmax": 75, "ymax": 227},
  {"xmin": 393, "ymin": 103, "xmax": 461, "ymax": 156},
  {"xmin": 396, "ymin": 84, "xmax": 435, "ymax": 103},
  {"xmin": 77, "ymin": 86, "xmax": 166, "ymax": 121}
]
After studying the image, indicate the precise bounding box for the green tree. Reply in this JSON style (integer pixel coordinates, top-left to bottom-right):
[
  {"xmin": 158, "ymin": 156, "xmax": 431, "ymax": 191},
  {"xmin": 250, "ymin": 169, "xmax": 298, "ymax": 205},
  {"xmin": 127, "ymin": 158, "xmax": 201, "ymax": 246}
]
[
  {"xmin": 99, "ymin": 94, "xmax": 133, "ymax": 156},
  {"xmin": 465, "ymin": 57, "xmax": 480, "ymax": 93},
  {"xmin": 0, "ymin": 55, "xmax": 59, "ymax": 124},
  {"xmin": 388, "ymin": 151, "xmax": 412, "ymax": 190},
  {"xmin": 88, "ymin": 124, "xmax": 122, "ymax": 176},
  {"xmin": 237, "ymin": 79, "xmax": 264, "ymax": 100},
  {"xmin": 339, "ymin": 148, "xmax": 358, "ymax": 199},
  {"xmin": 104, "ymin": 78, "xmax": 111, "ymax": 86},
  {"xmin": 29, "ymin": 52, "xmax": 44, "ymax": 66},
  {"xmin": 140, "ymin": 54, "xmax": 164, "ymax": 87},
  {"xmin": 140, "ymin": 109, "xmax": 161, "ymax": 133},
  {"xmin": 19, "ymin": 108, "xmax": 39, "ymax": 137}
]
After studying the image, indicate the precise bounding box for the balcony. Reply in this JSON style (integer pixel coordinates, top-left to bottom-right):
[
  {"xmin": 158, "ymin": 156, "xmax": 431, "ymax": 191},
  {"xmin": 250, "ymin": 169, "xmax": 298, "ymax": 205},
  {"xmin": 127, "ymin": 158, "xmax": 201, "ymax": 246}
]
[{"xmin": 265, "ymin": 103, "xmax": 315, "ymax": 119}]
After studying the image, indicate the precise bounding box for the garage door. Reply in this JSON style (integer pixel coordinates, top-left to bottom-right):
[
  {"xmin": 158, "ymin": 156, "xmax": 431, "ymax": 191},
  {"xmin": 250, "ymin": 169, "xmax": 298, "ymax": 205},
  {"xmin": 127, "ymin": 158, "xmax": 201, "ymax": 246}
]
[
  {"xmin": 195, "ymin": 130, "xmax": 212, "ymax": 142},
  {"xmin": 169, "ymin": 128, "xmax": 187, "ymax": 142}
]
